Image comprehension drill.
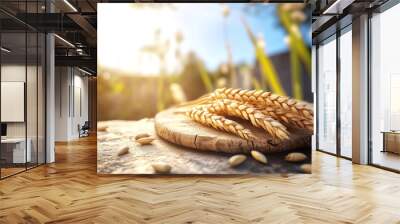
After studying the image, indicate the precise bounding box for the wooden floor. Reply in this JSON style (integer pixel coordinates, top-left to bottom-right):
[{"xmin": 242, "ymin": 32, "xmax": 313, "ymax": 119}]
[
  {"xmin": 1, "ymin": 167, "xmax": 26, "ymax": 178},
  {"xmin": 0, "ymin": 135, "xmax": 400, "ymax": 224},
  {"xmin": 373, "ymin": 150, "xmax": 400, "ymax": 171}
]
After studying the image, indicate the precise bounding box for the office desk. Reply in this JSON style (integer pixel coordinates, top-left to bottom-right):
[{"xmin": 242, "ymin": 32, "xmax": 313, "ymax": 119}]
[
  {"xmin": 382, "ymin": 131, "xmax": 400, "ymax": 155},
  {"xmin": 1, "ymin": 138, "xmax": 31, "ymax": 163}
]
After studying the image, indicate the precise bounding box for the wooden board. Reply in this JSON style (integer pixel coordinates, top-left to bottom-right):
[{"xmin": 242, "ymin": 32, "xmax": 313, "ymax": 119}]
[
  {"xmin": 97, "ymin": 120, "xmax": 311, "ymax": 174},
  {"xmin": 155, "ymin": 107, "xmax": 310, "ymax": 154}
]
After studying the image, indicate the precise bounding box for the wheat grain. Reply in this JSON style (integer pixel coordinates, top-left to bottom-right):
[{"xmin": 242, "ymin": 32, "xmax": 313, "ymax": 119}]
[
  {"xmin": 117, "ymin": 146, "xmax": 130, "ymax": 156},
  {"xmin": 229, "ymin": 154, "xmax": 247, "ymax": 167},
  {"xmin": 207, "ymin": 99, "xmax": 289, "ymax": 141},
  {"xmin": 210, "ymin": 88, "xmax": 313, "ymax": 121},
  {"xmin": 136, "ymin": 137, "xmax": 155, "ymax": 145},
  {"xmin": 187, "ymin": 106, "xmax": 254, "ymax": 140},
  {"xmin": 284, "ymin": 152, "xmax": 307, "ymax": 162},
  {"xmin": 251, "ymin": 150, "xmax": 268, "ymax": 164},
  {"xmin": 152, "ymin": 163, "xmax": 172, "ymax": 174}
]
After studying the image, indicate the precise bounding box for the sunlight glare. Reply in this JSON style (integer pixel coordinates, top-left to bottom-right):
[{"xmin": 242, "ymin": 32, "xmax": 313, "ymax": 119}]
[{"xmin": 98, "ymin": 4, "xmax": 181, "ymax": 75}]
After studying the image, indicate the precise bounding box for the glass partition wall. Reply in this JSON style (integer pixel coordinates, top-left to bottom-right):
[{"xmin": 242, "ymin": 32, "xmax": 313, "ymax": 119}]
[
  {"xmin": 316, "ymin": 26, "xmax": 352, "ymax": 159},
  {"xmin": 0, "ymin": 31, "xmax": 27, "ymax": 177},
  {"xmin": 0, "ymin": 3, "xmax": 46, "ymax": 179}
]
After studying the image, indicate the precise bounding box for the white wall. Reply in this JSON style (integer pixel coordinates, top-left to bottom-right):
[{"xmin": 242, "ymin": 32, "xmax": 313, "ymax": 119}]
[
  {"xmin": 55, "ymin": 67, "xmax": 70, "ymax": 141},
  {"xmin": 55, "ymin": 67, "xmax": 89, "ymax": 141},
  {"xmin": 1, "ymin": 65, "xmax": 34, "ymax": 138},
  {"xmin": 72, "ymin": 73, "xmax": 89, "ymax": 138},
  {"xmin": 1, "ymin": 65, "xmax": 26, "ymax": 138}
]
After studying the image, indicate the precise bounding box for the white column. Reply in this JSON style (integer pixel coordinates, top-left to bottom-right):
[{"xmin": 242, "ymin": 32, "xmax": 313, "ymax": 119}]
[
  {"xmin": 352, "ymin": 14, "xmax": 369, "ymax": 164},
  {"xmin": 46, "ymin": 32, "xmax": 55, "ymax": 163},
  {"xmin": 45, "ymin": 0, "xmax": 56, "ymax": 163}
]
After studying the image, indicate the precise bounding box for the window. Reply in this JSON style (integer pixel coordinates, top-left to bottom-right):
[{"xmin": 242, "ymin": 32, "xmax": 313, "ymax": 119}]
[
  {"xmin": 317, "ymin": 36, "xmax": 337, "ymax": 154},
  {"xmin": 370, "ymin": 3, "xmax": 400, "ymax": 171},
  {"xmin": 339, "ymin": 28, "xmax": 352, "ymax": 158}
]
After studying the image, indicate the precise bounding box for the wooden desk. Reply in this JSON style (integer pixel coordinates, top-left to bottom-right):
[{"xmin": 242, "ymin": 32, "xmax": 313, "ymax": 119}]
[
  {"xmin": 1, "ymin": 138, "xmax": 31, "ymax": 163},
  {"xmin": 382, "ymin": 131, "xmax": 400, "ymax": 154}
]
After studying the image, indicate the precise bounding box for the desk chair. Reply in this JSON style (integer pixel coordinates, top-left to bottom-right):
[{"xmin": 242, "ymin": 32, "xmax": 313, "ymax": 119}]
[{"xmin": 79, "ymin": 121, "xmax": 90, "ymax": 138}]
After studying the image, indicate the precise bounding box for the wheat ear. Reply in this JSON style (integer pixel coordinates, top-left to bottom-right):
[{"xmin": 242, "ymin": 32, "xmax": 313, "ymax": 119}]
[
  {"xmin": 187, "ymin": 107, "xmax": 254, "ymax": 140},
  {"xmin": 210, "ymin": 88, "xmax": 313, "ymax": 120},
  {"xmin": 256, "ymin": 106, "xmax": 313, "ymax": 132},
  {"xmin": 207, "ymin": 99, "xmax": 290, "ymax": 141}
]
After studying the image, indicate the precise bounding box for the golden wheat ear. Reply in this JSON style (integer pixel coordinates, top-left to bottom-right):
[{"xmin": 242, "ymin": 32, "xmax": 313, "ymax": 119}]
[
  {"xmin": 211, "ymin": 88, "xmax": 314, "ymax": 121},
  {"xmin": 186, "ymin": 106, "xmax": 254, "ymax": 140},
  {"xmin": 256, "ymin": 106, "xmax": 314, "ymax": 132},
  {"xmin": 206, "ymin": 99, "xmax": 290, "ymax": 141}
]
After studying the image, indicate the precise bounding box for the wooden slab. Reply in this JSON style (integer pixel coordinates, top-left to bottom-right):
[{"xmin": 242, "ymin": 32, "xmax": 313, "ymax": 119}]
[
  {"xmin": 155, "ymin": 107, "xmax": 310, "ymax": 154},
  {"xmin": 97, "ymin": 120, "xmax": 311, "ymax": 174}
]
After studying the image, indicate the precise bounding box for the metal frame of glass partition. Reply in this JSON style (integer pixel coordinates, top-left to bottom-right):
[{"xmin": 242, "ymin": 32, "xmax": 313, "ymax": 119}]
[
  {"xmin": 367, "ymin": 0, "xmax": 400, "ymax": 173},
  {"xmin": 314, "ymin": 17, "xmax": 353, "ymax": 161},
  {"xmin": 0, "ymin": 1, "xmax": 47, "ymax": 180}
]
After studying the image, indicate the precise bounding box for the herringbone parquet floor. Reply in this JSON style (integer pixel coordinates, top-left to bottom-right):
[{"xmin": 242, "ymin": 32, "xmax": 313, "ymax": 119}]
[{"xmin": 0, "ymin": 135, "xmax": 399, "ymax": 224}]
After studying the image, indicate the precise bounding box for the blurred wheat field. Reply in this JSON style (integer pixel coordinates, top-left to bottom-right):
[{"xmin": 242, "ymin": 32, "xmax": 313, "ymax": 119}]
[{"xmin": 98, "ymin": 3, "xmax": 312, "ymax": 121}]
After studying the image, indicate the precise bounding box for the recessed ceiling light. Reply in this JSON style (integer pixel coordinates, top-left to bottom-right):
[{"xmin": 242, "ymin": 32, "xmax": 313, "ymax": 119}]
[
  {"xmin": 1, "ymin": 47, "xmax": 11, "ymax": 53},
  {"xmin": 63, "ymin": 0, "xmax": 78, "ymax": 12},
  {"xmin": 322, "ymin": 0, "xmax": 354, "ymax": 15},
  {"xmin": 78, "ymin": 67, "xmax": 93, "ymax": 76},
  {"xmin": 54, "ymin": 34, "xmax": 75, "ymax": 48}
]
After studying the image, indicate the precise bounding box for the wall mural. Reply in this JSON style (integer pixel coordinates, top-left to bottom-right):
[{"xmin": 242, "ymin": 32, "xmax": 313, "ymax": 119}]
[{"xmin": 97, "ymin": 3, "xmax": 313, "ymax": 175}]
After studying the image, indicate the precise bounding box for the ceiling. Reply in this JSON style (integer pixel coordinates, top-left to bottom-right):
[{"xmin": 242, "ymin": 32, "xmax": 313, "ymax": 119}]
[
  {"xmin": 0, "ymin": 0, "xmax": 101, "ymax": 74},
  {"xmin": 312, "ymin": 0, "xmax": 389, "ymax": 43}
]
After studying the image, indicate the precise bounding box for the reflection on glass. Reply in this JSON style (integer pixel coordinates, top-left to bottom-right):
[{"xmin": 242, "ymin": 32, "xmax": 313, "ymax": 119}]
[
  {"xmin": 317, "ymin": 37, "xmax": 337, "ymax": 154},
  {"xmin": 371, "ymin": 5, "xmax": 400, "ymax": 171},
  {"xmin": 339, "ymin": 29, "xmax": 352, "ymax": 158}
]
